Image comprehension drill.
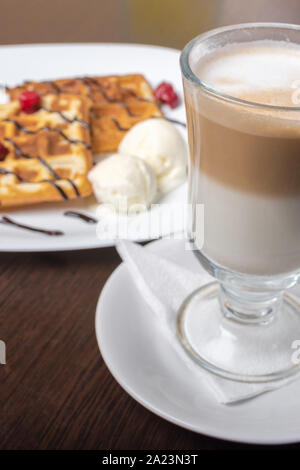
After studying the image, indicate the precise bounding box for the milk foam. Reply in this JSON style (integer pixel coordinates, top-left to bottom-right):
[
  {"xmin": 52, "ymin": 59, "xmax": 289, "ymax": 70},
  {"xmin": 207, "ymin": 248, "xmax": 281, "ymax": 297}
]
[{"xmin": 192, "ymin": 41, "xmax": 300, "ymax": 105}]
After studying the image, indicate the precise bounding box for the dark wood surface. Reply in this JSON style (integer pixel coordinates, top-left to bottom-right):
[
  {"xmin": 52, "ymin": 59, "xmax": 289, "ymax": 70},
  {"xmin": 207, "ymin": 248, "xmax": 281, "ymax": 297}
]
[{"xmin": 0, "ymin": 247, "xmax": 299, "ymax": 450}]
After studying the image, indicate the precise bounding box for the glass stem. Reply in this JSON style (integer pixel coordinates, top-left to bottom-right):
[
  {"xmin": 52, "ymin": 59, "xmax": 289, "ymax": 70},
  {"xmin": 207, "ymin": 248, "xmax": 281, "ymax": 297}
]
[{"xmin": 218, "ymin": 283, "xmax": 283, "ymax": 325}]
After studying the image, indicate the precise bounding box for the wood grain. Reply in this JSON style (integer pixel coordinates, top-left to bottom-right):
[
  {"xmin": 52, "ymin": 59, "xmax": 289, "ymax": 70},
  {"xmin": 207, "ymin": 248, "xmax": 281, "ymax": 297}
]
[{"xmin": 0, "ymin": 247, "xmax": 299, "ymax": 450}]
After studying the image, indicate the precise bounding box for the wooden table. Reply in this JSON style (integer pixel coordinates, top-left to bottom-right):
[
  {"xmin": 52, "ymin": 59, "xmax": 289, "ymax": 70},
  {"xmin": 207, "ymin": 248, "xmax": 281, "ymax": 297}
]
[{"xmin": 0, "ymin": 247, "xmax": 299, "ymax": 450}]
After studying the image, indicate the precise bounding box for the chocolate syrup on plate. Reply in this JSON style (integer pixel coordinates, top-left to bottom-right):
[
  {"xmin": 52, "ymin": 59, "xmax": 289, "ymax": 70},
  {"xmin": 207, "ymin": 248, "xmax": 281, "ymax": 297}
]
[
  {"xmin": 63, "ymin": 211, "xmax": 97, "ymax": 224},
  {"xmin": 164, "ymin": 117, "xmax": 186, "ymax": 127},
  {"xmin": 0, "ymin": 216, "xmax": 64, "ymax": 236},
  {"xmin": 0, "ymin": 211, "xmax": 97, "ymax": 237},
  {"xmin": 150, "ymin": 116, "xmax": 186, "ymax": 128}
]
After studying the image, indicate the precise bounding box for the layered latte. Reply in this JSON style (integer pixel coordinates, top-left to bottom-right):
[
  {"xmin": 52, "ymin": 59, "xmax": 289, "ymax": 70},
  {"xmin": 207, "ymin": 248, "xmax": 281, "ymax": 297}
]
[{"xmin": 185, "ymin": 41, "xmax": 300, "ymax": 275}]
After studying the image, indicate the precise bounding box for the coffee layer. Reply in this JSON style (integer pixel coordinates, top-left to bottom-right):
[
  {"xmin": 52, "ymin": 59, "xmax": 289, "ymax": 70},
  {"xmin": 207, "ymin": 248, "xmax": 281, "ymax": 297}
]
[{"xmin": 194, "ymin": 113, "xmax": 300, "ymax": 196}]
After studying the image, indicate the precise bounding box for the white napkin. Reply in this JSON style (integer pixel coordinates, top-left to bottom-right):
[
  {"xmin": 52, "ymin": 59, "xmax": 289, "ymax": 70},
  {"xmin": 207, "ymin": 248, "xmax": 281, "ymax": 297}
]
[{"xmin": 116, "ymin": 239, "xmax": 300, "ymax": 404}]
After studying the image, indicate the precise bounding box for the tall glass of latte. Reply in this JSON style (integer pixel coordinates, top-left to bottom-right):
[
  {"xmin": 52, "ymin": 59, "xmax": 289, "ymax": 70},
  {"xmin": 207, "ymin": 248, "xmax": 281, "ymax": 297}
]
[{"xmin": 179, "ymin": 23, "xmax": 300, "ymax": 382}]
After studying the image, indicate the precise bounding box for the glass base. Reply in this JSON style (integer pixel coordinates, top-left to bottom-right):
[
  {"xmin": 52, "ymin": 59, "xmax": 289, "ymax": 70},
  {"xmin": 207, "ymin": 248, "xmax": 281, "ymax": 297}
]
[{"xmin": 177, "ymin": 282, "xmax": 300, "ymax": 383}]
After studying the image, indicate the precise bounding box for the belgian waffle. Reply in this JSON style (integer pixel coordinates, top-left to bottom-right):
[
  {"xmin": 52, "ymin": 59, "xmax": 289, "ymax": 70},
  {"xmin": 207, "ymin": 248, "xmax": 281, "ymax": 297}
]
[
  {"xmin": 0, "ymin": 93, "xmax": 93, "ymax": 207},
  {"xmin": 8, "ymin": 74, "xmax": 163, "ymax": 154}
]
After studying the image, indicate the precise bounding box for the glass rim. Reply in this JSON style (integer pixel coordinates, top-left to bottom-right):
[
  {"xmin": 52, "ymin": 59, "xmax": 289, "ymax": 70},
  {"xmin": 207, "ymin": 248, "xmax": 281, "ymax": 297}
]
[{"xmin": 180, "ymin": 22, "xmax": 300, "ymax": 112}]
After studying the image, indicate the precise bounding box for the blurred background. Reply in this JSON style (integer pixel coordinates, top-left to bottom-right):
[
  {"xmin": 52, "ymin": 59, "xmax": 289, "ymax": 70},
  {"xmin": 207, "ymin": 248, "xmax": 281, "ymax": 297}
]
[{"xmin": 0, "ymin": 0, "xmax": 299, "ymax": 48}]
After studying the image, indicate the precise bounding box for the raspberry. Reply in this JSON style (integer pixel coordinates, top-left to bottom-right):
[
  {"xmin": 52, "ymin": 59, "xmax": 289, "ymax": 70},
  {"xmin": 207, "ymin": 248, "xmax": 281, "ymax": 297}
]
[
  {"xmin": 19, "ymin": 90, "xmax": 41, "ymax": 114},
  {"xmin": 0, "ymin": 142, "xmax": 8, "ymax": 160},
  {"xmin": 154, "ymin": 82, "xmax": 179, "ymax": 109}
]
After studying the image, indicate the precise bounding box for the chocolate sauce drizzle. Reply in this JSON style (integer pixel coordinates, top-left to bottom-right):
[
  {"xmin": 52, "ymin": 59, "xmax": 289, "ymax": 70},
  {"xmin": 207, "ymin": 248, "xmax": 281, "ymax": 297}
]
[
  {"xmin": 44, "ymin": 179, "xmax": 68, "ymax": 200},
  {"xmin": 111, "ymin": 118, "xmax": 130, "ymax": 132},
  {"xmin": 37, "ymin": 156, "xmax": 60, "ymax": 179},
  {"xmin": 1, "ymin": 83, "xmax": 95, "ymax": 201},
  {"xmin": 64, "ymin": 210, "xmax": 97, "ymax": 224},
  {"xmin": 3, "ymin": 137, "xmax": 27, "ymax": 158},
  {"xmin": 81, "ymin": 77, "xmax": 116, "ymax": 103},
  {"xmin": 120, "ymin": 102, "xmax": 139, "ymax": 118},
  {"xmin": 61, "ymin": 77, "xmax": 151, "ymax": 121},
  {"xmin": 82, "ymin": 77, "xmax": 149, "ymax": 105},
  {"xmin": 40, "ymin": 108, "xmax": 90, "ymax": 129},
  {"xmin": 125, "ymin": 88, "xmax": 152, "ymax": 103},
  {"xmin": 67, "ymin": 179, "xmax": 80, "ymax": 197},
  {"xmin": 3, "ymin": 76, "xmax": 158, "ymax": 136},
  {"xmin": 45, "ymin": 80, "xmax": 63, "ymax": 94},
  {"xmin": 0, "ymin": 211, "xmax": 98, "ymax": 237},
  {"xmin": 0, "ymin": 164, "xmax": 69, "ymax": 200},
  {"xmin": 80, "ymin": 77, "xmax": 143, "ymax": 118},
  {"xmin": 0, "ymin": 168, "xmax": 25, "ymax": 182},
  {"xmin": 0, "ymin": 215, "xmax": 64, "ymax": 236},
  {"xmin": 3, "ymin": 120, "xmax": 91, "ymax": 150},
  {"xmin": 1, "ymin": 116, "xmax": 94, "ymax": 199},
  {"xmin": 5, "ymin": 77, "xmax": 152, "ymax": 103},
  {"xmin": 163, "ymin": 117, "xmax": 186, "ymax": 128}
]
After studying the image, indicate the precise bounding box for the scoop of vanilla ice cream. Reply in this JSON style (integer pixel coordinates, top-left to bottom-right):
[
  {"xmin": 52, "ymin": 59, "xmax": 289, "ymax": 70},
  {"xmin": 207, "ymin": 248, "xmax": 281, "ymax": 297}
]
[
  {"xmin": 88, "ymin": 153, "xmax": 157, "ymax": 213},
  {"xmin": 119, "ymin": 118, "xmax": 187, "ymax": 193}
]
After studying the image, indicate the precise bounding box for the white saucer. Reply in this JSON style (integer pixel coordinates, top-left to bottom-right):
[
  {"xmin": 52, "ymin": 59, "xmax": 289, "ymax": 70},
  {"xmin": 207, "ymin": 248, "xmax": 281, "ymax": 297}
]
[{"xmin": 96, "ymin": 238, "xmax": 300, "ymax": 445}]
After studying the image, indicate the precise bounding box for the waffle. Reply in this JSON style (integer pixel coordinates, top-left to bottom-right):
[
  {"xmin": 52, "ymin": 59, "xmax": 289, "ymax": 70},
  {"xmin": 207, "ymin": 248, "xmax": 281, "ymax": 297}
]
[
  {"xmin": 0, "ymin": 93, "xmax": 93, "ymax": 208},
  {"xmin": 8, "ymin": 74, "xmax": 163, "ymax": 154}
]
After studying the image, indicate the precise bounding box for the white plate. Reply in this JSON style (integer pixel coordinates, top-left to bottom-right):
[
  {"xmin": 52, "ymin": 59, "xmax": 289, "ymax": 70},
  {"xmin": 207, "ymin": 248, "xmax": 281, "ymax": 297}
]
[
  {"xmin": 0, "ymin": 43, "xmax": 187, "ymax": 251},
  {"xmin": 96, "ymin": 238, "xmax": 300, "ymax": 445}
]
